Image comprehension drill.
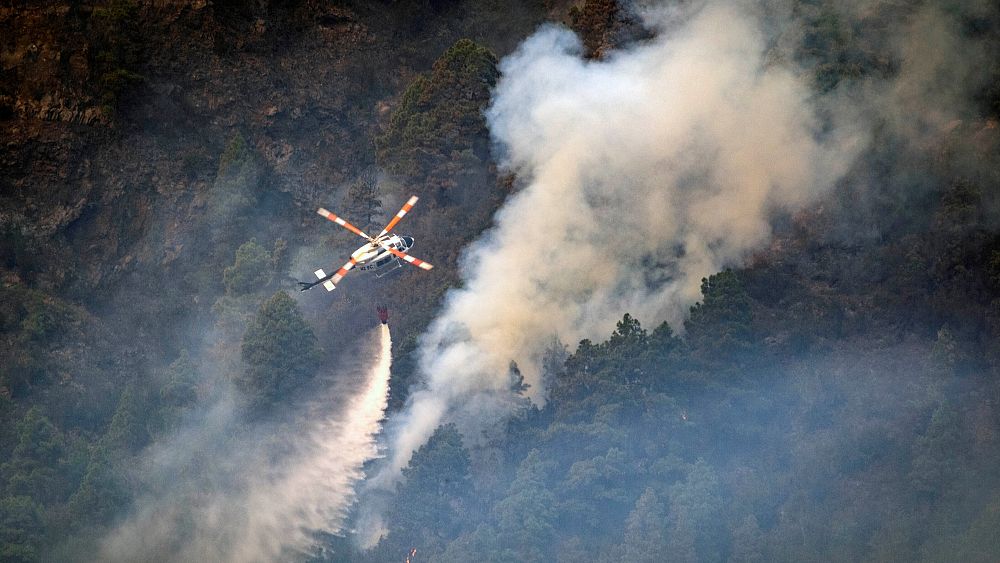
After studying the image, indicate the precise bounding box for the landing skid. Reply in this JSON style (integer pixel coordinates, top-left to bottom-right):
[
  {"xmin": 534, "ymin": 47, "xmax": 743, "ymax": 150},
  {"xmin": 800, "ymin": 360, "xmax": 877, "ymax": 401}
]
[{"xmin": 375, "ymin": 260, "xmax": 404, "ymax": 278}]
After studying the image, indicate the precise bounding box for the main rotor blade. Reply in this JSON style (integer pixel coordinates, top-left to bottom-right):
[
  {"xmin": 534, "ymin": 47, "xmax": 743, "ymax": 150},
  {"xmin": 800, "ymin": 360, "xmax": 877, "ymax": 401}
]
[
  {"xmin": 329, "ymin": 257, "xmax": 360, "ymax": 286},
  {"xmin": 303, "ymin": 256, "xmax": 359, "ymax": 292},
  {"xmin": 377, "ymin": 195, "xmax": 419, "ymax": 239},
  {"xmin": 317, "ymin": 208, "xmax": 373, "ymax": 241},
  {"xmin": 378, "ymin": 242, "xmax": 434, "ymax": 271}
]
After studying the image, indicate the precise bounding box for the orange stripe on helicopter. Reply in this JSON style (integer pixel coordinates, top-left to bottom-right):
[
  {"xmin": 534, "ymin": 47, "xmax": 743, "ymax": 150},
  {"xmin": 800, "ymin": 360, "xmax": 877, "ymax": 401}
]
[
  {"xmin": 378, "ymin": 195, "xmax": 419, "ymax": 238},
  {"xmin": 330, "ymin": 258, "xmax": 358, "ymax": 285},
  {"xmin": 318, "ymin": 208, "xmax": 371, "ymax": 239},
  {"xmin": 379, "ymin": 243, "xmax": 434, "ymax": 270}
]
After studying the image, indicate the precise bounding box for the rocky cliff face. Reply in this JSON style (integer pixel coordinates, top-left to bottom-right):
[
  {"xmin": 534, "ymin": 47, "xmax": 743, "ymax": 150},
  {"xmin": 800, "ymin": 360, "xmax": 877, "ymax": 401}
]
[
  {"xmin": 2, "ymin": 1, "xmax": 378, "ymax": 295},
  {"xmin": 0, "ymin": 0, "xmax": 570, "ymax": 299}
]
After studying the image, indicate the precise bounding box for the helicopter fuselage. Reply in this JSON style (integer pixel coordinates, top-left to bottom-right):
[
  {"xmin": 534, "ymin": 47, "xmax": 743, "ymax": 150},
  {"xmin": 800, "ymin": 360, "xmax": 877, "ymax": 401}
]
[
  {"xmin": 354, "ymin": 235, "xmax": 415, "ymax": 273},
  {"xmin": 301, "ymin": 196, "xmax": 432, "ymax": 293}
]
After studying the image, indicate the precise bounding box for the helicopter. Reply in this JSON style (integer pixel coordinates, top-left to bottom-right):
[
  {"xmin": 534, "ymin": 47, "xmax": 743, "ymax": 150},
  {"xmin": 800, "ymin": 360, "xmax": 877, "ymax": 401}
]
[{"xmin": 298, "ymin": 195, "xmax": 433, "ymax": 292}]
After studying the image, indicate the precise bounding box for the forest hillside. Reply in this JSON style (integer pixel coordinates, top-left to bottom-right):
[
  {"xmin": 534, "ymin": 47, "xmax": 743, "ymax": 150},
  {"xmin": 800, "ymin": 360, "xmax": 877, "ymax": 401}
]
[{"xmin": 2, "ymin": 0, "xmax": 1000, "ymax": 562}]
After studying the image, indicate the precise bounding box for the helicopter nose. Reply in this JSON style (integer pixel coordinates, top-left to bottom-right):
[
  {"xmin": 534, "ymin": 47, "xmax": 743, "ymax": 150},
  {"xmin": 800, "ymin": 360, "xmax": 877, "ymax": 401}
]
[{"xmin": 402, "ymin": 236, "xmax": 414, "ymax": 248}]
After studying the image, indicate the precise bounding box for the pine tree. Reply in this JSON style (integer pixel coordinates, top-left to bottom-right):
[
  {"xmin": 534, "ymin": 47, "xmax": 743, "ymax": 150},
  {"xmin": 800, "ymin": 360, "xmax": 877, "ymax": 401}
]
[
  {"xmin": 2, "ymin": 408, "xmax": 66, "ymax": 504},
  {"xmin": 238, "ymin": 292, "xmax": 320, "ymax": 412},
  {"xmin": 223, "ymin": 239, "xmax": 273, "ymax": 296},
  {"xmin": 685, "ymin": 269, "xmax": 753, "ymax": 362},
  {"xmin": 619, "ymin": 488, "xmax": 668, "ymax": 563},
  {"xmin": 375, "ymin": 39, "xmax": 499, "ymax": 195},
  {"xmin": 0, "ymin": 495, "xmax": 44, "ymax": 563},
  {"xmin": 103, "ymin": 386, "xmax": 147, "ymax": 453},
  {"xmin": 494, "ymin": 450, "xmax": 558, "ymax": 562},
  {"xmin": 383, "ymin": 424, "xmax": 473, "ymax": 559},
  {"xmin": 667, "ymin": 459, "xmax": 724, "ymax": 562}
]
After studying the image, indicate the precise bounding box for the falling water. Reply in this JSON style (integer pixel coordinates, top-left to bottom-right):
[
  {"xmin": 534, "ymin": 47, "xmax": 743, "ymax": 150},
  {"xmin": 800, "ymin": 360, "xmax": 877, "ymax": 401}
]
[
  {"xmin": 227, "ymin": 323, "xmax": 394, "ymax": 561},
  {"xmin": 100, "ymin": 324, "xmax": 394, "ymax": 562}
]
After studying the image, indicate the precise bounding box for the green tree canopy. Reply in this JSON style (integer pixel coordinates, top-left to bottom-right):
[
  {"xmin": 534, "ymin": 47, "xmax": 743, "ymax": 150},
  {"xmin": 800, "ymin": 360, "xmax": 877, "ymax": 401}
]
[
  {"xmin": 615, "ymin": 488, "xmax": 669, "ymax": 563},
  {"xmin": 223, "ymin": 238, "xmax": 273, "ymax": 296},
  {"xmin": 102, "ymin": 386, "xmax": 147, "ymax": 454},
  {"xmin": 237, "ymin": 292, "xmax": 320, "ymax": 412},
  {"xmin": 668, "ymin": 459, "xmax": 725, "ymax": 562},
  {"xmin": 1, "ymin": 408, "xmax": 67, "ymax": 504},
  {"xmin": 493, "ymin": 450, "xmax": 558, "ymax": 562},
  {"xmin": 376, "ymin": 39, "xmax": 498, "ymax": 191},
  {"xmin": 382, "ymin": 423, "xmax": 473, "ymax": 558},
  {"xmin": 0, "ymin": 495, "xmax": 43, "ymax": 563},
  {"xmin": 685, "ymin": 269, "xmax": 753, "ymax": 362}
]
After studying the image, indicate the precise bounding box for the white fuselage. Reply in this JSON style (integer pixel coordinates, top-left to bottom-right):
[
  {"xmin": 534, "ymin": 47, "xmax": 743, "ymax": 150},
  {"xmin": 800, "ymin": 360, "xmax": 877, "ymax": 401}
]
[{"xmin": 354, "ymin": 235, "xmax": 414, "ymax": 272}]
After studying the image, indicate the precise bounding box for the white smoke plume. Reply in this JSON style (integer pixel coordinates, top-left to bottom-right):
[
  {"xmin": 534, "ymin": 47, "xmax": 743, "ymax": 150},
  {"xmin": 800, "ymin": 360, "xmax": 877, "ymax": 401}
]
[
  {"xmin": 371, "ymin": 2, "xmax": 866, "ymax": 491},
  {"xmin": 101, "ymin": 324, "xmax": 393, "ymax": 562}
]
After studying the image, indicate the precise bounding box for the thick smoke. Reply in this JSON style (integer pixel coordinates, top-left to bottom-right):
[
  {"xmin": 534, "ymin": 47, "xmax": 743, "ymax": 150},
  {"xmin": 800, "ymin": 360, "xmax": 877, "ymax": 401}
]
[
  {"xmin": 371, "ymin": 2, "xmax": 867, "ymax": 492},
  {"xmin": 100, "ymin": 324, "xmax": 392, "ymax": 562}
]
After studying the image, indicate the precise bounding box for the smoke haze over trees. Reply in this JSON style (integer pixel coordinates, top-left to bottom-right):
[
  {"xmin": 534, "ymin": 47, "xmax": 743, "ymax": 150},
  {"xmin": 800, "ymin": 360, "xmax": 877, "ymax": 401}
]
[{"xmin": 2, "ymin": 0, "xmax": 1000, "ymax": 562}]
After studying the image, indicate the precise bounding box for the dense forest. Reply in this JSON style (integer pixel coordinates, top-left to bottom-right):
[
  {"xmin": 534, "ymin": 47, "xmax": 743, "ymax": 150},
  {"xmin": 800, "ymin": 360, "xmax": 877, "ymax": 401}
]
[{"xmin": 2, "ymin": 0, "xmax": 1000, "ymax": 561}]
